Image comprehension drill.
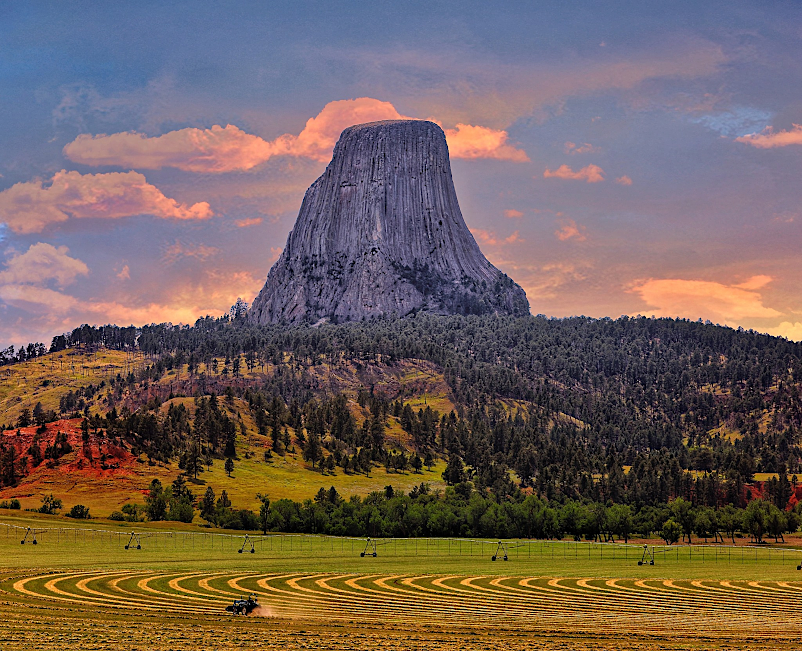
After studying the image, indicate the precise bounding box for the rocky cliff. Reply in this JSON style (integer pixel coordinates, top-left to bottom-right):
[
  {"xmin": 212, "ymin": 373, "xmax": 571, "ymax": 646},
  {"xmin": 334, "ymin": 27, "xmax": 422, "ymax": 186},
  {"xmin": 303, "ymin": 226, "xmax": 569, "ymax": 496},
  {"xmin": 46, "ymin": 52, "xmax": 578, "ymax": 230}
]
[{"xmin": 249, "ymin": 119, "xmax": 529, "ymax": 325}]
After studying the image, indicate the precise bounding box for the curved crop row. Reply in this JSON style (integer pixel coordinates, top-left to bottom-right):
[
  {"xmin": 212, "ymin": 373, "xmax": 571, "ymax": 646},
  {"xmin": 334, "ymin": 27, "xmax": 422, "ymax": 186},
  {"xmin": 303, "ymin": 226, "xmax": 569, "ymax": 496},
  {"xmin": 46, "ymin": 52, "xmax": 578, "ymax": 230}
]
[{"xmin": 3, "ymin": 572, "xmax": 801, "ymax": 637}]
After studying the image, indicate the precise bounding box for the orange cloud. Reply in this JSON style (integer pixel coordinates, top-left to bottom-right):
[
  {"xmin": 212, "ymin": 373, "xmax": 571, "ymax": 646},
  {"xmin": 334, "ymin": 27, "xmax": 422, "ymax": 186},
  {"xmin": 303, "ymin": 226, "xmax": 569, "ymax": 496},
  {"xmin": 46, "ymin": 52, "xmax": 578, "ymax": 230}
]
[
  {"xmin": 443, "ymin": 123, "xmax": 529, "ymax": 161},
  {"xmin": 63, "ymin": 98, "xmax": 529, "ymax": 172},
  {"xmin": 769, "ymin": 321, "xmax": 802, "ymax": 342},
  {"xmin": 630, "ymin": 276, "xmax": 782, "ymax": 323},
  {"xmin": 64, "ymin": 125, "xmax": 280, "ymax": 173},
  {"xmin": 0, "ymin": 170, "xmax": 212, "ymax": 233},
  {"xmin": 235, "ymin": 217, "xmax": 263, "ymax": 228},
  {"xmin": 735, "ymin": 124, "xmax": 802, "ymax": 148},
  {"xmin": 505, "ymin": 231, "xmax": 522, "ymax": 244},
  {"xmin": 564, "ymin": 141, "xmax": 599, "ymax": 154},
  {"xmin": 116, "ymin": 264, "xmax": 130, "ymax": 280},
  {"xmin": 504, "ymin": 209, "xmax": 523, "ymax": 219},
  {"xmin": 543, "ymin": 164, "xmax": 605, "ymax": 183},
  {"xmin": 554, "ymin": 219, "xmax": 587, "ymax": 241},
  {"xmin": 616, "ymin": 175, "xmax": 633, "ymax": 185}
]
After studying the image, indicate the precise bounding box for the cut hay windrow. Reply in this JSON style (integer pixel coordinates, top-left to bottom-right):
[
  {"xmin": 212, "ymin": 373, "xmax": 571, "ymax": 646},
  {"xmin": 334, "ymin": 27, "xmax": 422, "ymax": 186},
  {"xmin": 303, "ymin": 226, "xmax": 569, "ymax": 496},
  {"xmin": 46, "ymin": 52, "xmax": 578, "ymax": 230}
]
[{"xmin": 3, "ymin": 571, "xmax": 801, "ymax": 637}]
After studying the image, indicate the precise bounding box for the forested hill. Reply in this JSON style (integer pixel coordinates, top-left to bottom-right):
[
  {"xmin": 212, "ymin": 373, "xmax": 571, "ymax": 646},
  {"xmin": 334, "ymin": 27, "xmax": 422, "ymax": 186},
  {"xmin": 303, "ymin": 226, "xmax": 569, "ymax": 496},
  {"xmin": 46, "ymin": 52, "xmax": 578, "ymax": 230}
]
[{"xmin": 4, "ymin": 313, "xmax": 802, "ymax": 513}]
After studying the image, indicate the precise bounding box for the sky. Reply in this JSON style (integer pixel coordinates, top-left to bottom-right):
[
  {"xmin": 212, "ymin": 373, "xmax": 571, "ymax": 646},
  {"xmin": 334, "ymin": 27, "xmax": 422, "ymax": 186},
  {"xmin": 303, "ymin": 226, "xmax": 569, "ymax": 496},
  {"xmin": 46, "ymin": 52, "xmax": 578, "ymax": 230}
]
[{"xmin": 2, "ymin": 0, "xmax": 802, "ymax": 346}]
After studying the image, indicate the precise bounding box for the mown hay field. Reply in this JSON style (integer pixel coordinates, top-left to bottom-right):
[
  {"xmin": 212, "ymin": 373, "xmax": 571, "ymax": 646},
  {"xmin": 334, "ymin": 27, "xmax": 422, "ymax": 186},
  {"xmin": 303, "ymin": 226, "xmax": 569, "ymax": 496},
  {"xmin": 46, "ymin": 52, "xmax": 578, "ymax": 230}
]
[{"xmin": 2, "ymin": 516, "xmax": 802, "ymax": 649}]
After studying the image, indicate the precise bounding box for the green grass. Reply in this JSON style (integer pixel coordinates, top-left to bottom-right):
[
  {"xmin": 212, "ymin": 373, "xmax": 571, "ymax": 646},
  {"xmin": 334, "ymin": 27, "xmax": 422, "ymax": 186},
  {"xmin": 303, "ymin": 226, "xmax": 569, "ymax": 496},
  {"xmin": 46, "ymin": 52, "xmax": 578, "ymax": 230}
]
[
  {"xmin": 188, "ymin": 453, "xmax": 446, "ymax": 507},
  {"xmin": 1, "ymin": 512, "xmax": 800, "ymax": 580},
  {"xmin": 0, "ymin": 349, "xmax": 129, "ymax": 425}
]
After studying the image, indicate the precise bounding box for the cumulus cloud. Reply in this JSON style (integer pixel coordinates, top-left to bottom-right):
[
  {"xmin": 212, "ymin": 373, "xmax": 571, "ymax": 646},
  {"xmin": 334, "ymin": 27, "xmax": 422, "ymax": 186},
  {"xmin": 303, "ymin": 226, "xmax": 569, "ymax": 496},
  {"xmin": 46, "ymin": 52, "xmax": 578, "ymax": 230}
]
[
  {"xmin": 63, "ymin": 98, "xmax": 529, "ymax": 172},
  {"xmin": 116, "ymin": 264, "xmax": 130, "ymax": 280},
  {"xmin": 555, "ymin": 219, "xmax": 587, "ymax": 241},
  {"xmin": 443, "ymin": 123, "xmax": 529, "ymax": 161},
  {"xmin": 64, "ymin": 125, "xmax": 281, "ymax": 173},
  {"xmin": 630, "ymin": 276, "xmax": 782, "ymax": 323},
  {"xmin": 0, "ymin": 170, "xmax": 212, "ymax": 233},
  {"xmin": 543, "ymin": 164, "xmax": 605, "ymax": 183},
  {"xmin": 616, "ymin": 175, "xmax": 633, "ymax": 185},
  {"xmin": 735, "ymin": 124, "xmax": 802, "ymax": 148},
  {"xmin": 768, "ymin": 322, "xmax": 802, "ymax": 342},
  {"xmin": 0, "ymin": 284, "xmax": 79, "ymax": 313},
  {"xmin": 0, "ymin": 243, "xmax": 89, "ymax": 315},
  {"xmin": 0, "ymin": 243, "xmax": 88, "ymax": 286}
]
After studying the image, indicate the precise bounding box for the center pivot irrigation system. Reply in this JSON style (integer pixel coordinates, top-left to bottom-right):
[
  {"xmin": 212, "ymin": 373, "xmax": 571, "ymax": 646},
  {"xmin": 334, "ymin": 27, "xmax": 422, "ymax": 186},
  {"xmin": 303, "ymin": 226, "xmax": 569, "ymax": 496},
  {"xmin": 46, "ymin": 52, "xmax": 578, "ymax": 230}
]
[
  {"xmin": 238, "ymin": 533, "xmax": 256, "ymax": 554},
  {"xmin": 637, "ymin": 545, "xmax": 655, "ymax": 566},
  {"xmin": 19, "ymin": 527, "xmax": 48, "ymax": 545},
  {"xmin": 3, "ymin": 521, "xmax": 802, "ymax": 568},
  {"xmin": 124, "ymin": 531, "xmax": 165, "ymax": 550},
  {"xmin": 492, "ymin": 541, "xmax": 510, "ymax": 561}
]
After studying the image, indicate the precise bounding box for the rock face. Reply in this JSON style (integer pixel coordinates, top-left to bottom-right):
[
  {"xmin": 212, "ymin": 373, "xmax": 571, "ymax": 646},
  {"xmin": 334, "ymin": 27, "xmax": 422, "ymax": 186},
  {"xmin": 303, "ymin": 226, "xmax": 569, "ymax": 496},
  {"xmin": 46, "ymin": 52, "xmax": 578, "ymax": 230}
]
[{"xmin": 249, "ymin": 119, "xmax": 529, "ymax": 325}]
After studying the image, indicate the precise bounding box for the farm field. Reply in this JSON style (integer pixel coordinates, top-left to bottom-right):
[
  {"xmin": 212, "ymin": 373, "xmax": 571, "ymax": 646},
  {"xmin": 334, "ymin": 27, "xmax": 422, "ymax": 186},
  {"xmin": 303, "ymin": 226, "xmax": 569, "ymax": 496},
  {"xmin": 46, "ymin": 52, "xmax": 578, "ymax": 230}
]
[{"xmin": 2, "ymin": 515, "xmax": 802, "ymax": 649}]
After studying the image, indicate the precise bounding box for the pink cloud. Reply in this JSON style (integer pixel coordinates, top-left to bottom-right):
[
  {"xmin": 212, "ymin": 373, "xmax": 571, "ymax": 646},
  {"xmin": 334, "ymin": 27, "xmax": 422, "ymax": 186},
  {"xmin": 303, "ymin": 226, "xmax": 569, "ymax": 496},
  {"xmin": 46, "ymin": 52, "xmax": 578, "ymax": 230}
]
[
  {"xmin": 0, "ymin": 284, "xmax": 79, "ymax": 313},
  {"xmin": 470, "ymin": 228, "xmax": 522, "ymax": 246},
  {"xmin": 64, "ymin": 125, "xmax": 279, "ymax": 173},
  {"xmin": 0, "ymin": 243, "xmax": 88, "ymax": 315},
  {"xmin": 0, "ymin": 243, "xmax": 88, "ymax": 287},
  {"xmin": 443, "ymin": 123, "xmax": 529, "ymax": 162},
  {"xmin": 543, "ymin": 164, "xmax": 605, "ymax": 183},
  {"xmin": 504, "ymin": 209, "xmax": 523, "ymax": 219},
  {"xmin": 63, "ymin": 98, "xmax": 529, "ymax": 172},
  {"xmin": 283, "ymin": 98, "xmax": 408, "ymax": 161},
  {"xmin": 630, "ymin": 276, "xmax": 782, "ymax": 323},
  {"xmin": 163, "ymin": 241, "xmax": 219, "ymax": 264},
  {"xmin": 470, "ymin": 228, "xmax": 498, "ymax": 246},
  {"xmin": 0, "ymin": 170, "xmax": 212, "ymax": 233},
  {"xmin": 735, "ymin": 124, "xmax": 802, "ymax": 148},
  {"xmin": 554, "ymin": 219, "xmax": 587, "ymax": 241},
  {"xmin": 235, "ymin": 217, "xmax": 263, "ymax": 228},
  {"xmin": 564, "ymin": 141, "xmax": 599, "ymax": 154},
  {"xmin": 116, "ymin": 264, "xmax": 130, "ymax": 280},
  {"xmin": 616, "ymin": 175, "xmax": 633, "ymax": 185}
]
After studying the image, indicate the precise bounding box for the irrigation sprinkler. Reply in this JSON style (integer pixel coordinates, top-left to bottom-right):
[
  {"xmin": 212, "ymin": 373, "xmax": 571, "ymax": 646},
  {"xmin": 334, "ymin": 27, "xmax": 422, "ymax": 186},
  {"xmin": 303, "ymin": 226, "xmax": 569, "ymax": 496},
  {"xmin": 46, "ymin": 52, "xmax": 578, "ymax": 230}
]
[
  {"xmin": 360, "ymin": 537, "xmax": 378, "ymax": 557},
  {"xmin": 637, "ymin": 545, "xmax": 655, "ymax": 566},
  {"xmin": 124, "ymin": 532, "xmax": 143, "ymax": 550},
  {"xmin": 238, "ymin": 534, "xmax": 256, "ymax": 554},
  {"xmin": 491, "ymin": 541, "xmax": 509, "ymax": 561},
  {"xmin": 20, "ymin": 527, "xmax": 46, "ymax": 545}
]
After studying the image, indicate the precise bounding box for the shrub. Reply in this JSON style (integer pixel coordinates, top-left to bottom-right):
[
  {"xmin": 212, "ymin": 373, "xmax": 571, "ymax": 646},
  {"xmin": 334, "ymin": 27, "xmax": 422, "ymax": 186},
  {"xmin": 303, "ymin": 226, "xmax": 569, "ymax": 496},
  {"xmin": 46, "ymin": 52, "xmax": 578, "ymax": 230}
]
[
  {"xmin": 66, "ymin": 504, "xmax": 90, "ymax": 519},
  {"xmin": 108, "ymin": 511, "xmax": 125, "ymax": 521},
  {"xmin": 39, "ymin": 493, "xmax": 63, "ymax": 515}
]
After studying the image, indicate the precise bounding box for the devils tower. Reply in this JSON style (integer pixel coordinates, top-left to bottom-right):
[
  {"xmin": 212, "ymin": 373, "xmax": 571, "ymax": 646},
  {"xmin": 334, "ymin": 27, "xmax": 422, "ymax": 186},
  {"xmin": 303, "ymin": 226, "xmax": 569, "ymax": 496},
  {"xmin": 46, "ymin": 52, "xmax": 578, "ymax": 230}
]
[{"xmin": 249, "ymin": 119, "xmax": 529, "ymax": 325}]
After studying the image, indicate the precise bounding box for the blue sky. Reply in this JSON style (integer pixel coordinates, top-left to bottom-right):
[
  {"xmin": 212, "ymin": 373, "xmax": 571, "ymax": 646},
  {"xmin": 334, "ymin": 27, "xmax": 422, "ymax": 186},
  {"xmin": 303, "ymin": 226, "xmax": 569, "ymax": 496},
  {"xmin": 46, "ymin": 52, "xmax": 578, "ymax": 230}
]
[{"xmin": 2, "ymin": 1, "xmax": 802, "ymax": 345}]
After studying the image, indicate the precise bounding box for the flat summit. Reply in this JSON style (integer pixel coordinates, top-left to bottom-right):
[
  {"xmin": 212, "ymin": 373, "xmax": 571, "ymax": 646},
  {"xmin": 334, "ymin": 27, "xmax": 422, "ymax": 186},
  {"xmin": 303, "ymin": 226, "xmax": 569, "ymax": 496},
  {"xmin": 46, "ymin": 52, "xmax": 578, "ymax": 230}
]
[{"xmin": 249, "ymin": 119, "xmax": 529, "ymax": 325}]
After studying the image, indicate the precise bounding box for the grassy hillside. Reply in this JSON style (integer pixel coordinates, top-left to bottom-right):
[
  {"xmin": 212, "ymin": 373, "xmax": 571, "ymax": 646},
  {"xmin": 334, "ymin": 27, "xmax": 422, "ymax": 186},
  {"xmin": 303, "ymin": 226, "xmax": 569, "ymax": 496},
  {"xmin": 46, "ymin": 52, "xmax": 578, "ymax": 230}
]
[{"xmin": 1, "ymin": 347, "xmax": 451, "ymax": 517}]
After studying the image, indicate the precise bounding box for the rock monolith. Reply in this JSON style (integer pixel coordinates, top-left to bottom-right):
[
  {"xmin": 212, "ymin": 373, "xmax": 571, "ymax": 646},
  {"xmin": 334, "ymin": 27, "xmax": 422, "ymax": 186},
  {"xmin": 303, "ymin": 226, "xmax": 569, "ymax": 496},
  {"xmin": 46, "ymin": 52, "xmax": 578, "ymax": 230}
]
[{"xmin": 249, "ymin": 119, "xmax": 529, "ymax": 324}]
